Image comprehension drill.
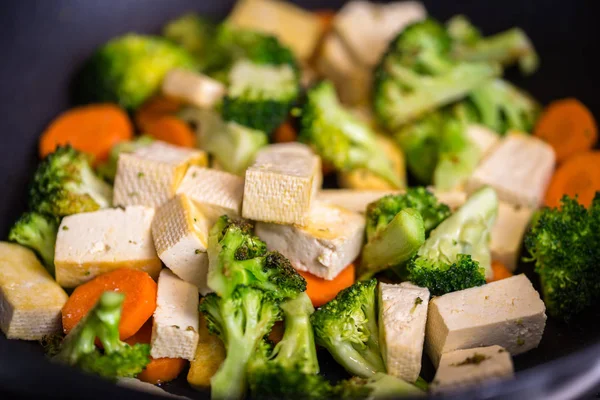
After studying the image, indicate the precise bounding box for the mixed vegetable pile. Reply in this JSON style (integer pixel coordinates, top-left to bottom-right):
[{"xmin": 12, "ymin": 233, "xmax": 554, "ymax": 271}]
[{"xmin": 2, "ymin": 0, "xmax": 600, "ymax": 399}]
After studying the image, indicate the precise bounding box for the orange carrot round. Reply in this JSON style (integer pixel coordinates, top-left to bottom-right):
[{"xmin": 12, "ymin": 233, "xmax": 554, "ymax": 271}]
[
  {"xmin": 544, "ymin": 151, "xmax": 600, "ymax": 208},
  {"xmin": 273, "ymin": 121, "xmax": 297, "ymax": 143},
  {"xmin": 62, "ymin": 268, "xmax": 157, "ymax": 340},
  {"xmin": 487, "ymin": 261, "xmax": 513, "ymax": 283},
  {"xmin": 534, "ymin": 98, "xmax": 597, "ymax": 163},
  {"xmin": 298, "ymin": 264, "xmax": 356, "ymax": 308},
  {"xmin": 135, "ymin": 95, "xmax": 184, "ymax": 133},
  {"xmin": 143, "ymin": 115, "xmax": 196, "ymax": 148},
  {"xmin": 39, "ymin": 103, "xmax": 133, "ymax": 162}
]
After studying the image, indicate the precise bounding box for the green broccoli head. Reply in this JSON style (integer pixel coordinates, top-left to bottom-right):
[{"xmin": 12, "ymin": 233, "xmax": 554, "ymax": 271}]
[
  {"xmin": 200, "ymin": 286, "xmax": 281, "ymax": 400},
  {"xmin": 221, "ymin": 59, "xmax": 300, "ymax": 134},
  {"xmin": 300, "ymin": 80, "xmax": 401, "ymax": 188},
  {"xmin": 408, "ymin": 186, "xmax": 498, "ymax": 295},
  {"xmin": 162, "ymin": 13, "xmax": 217, "ymax": 67},
  {"xmin": 54, "ymin": 291, "xmax": 150, "ymax": 379},
  {"xmin": 334, "ymin": 373, "xmax": 425, "ymax": 399},
  {"xmin": 75, "ymin": 34, "xmax": 196, "ymax": 110},
  {"xmin": 311, "ymin": 279, "xmax": 385, "ymax": 378},
  {"xmin": 373, "ymin": 19, "xmax": 500, "ymax": 130},
  {"xmin": 96, "ymin": 135, "xmax": 154, "ymax": 182},
  {"xmin": 207, "ymin": 215, "xmax": 306, "ymax": 300},
  {"xmin": 29, "ymin": 146, "xmax": 113, "ymax": 217},
  {"xmin": 8, "ymin": 212, "xmax": 59, "ymax": 275},
  {"xmin": 525, "ymin": 194, "xmax": 600, "ymax": 320}
]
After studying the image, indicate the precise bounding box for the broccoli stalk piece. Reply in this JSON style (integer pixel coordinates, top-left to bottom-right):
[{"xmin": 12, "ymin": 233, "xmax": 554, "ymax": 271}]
[
  {"xmin": 300, "ymin": 81, "xmax": 402, "ymax": 188},
  {"xmin": 178, "ymin": 107, "xmax": 268, "ymax": 176},
  {"xmin": 408, "ymin": 186, "xmax": 498, "ymax": 295},
  {"xmin": 96, "ymin": 136, "xmax": 154, "ymax": 183},
  {"xmin": 335, "ymin": 373, "xmax": 425, "ymax": 399},
  {"xmin": 8, "ymin": 212, "xmax": 59, "ymax": 275},
  {"xmin": 162, "ymin": 13, "xmax": 217, "ymax": 67},
  {"xmin": 221, "ymin": 59, "xmax": 300, "ymax": 134},
  {"xmin": 54, "ymin": 292, "xmax": 150, "ymax": 379},
  {"xmin": 525, "ymin": 194, "xmax": 600, "ymax": 320},
  {"xmin": 29, "ymin": 146, "xmax": 113, "ymax": 217},
  {"xmin": 373, "ymin": 19, "xmax": 500, "ymax": 131},
  {"xmin": 311, "ymin": 279, "xmax": 385, "ymax": 378}
]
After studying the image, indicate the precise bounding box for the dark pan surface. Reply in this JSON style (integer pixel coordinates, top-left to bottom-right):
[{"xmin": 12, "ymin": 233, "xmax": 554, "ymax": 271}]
[{"xmin": 1, "ymin": 1, "xmax": 599, "ymax": 399}]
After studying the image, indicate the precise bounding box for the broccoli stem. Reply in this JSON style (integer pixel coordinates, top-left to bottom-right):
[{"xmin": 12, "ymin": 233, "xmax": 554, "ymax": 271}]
[
  {"xmin": 328, "ymin": 340, "xmax": 385, "ymax": 378},
  {"xmin": 211, "ymin": 336, "xmax": 254, "ymax": 400}
]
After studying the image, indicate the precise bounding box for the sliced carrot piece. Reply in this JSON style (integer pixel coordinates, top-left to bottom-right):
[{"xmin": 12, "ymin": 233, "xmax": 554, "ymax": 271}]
[
  {"xmin": 298, "ymin": 264, "xmax": 356, "ymax": 308},
  {"xmin": 534, "ymin": 98, "xmax": 597, "ymax": 163},
  {"xmin": 39, "ymin": 103, "xmax": 133, "ymax": 162},
  {"xmin": 135, "ymin": 95, "xmax": 184, "ymax": 133},
  {"xmin": 487, "ymin": 261, "xmax": 514, "ymax": 283},
  {"xmin": 273, "ymin": 121, "xmax": 297, "ymax": 143},
  {"xmin": 143, "ymin": 115, "xmax": 196, "ymax": 148},
  {"xmin": 62, "ymin": 268, "xmax": 157, "ymax": 340},
  {"xmin": 544, "ymin": 151, "xmax": 600, "ymax": 208}
]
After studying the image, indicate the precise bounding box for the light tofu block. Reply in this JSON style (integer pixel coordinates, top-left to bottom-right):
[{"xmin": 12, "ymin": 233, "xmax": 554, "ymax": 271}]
[
  {"xmin": 113, "ymin": 141, "xmax": 207, "ymax": 208},
  {"xmin": 334, "ymin": 1, "xmax": 427, "ymax": 67},
  {"xmin": 431, "ymin": 345, "xmax": 514, "ymax": 393},
  {"xmin": 162, "ymin": 68, "xmax": 225, "ymax": 109},
  {"xmin": 151, "ymin": 269, "xmax": 200, "ymax": 360},
  {"xmin": 317, "ymin": 189, "xmax": 399, "ymax": 214},
  {"xmin": 491, "ymin": 202, "xmax": 535, "ymax": 271},
  {"xmin": 255, "ymin": 202, "xmax": 365, "ymax": 280},
  {"xmin": 466, "ymin": 124, "xmax": 500, "ymax": 158},
  {"xmin": 227, "ymin": 0, "xmax": 323, "ymax": 61},
  {"xmin": 378, "ymin": 282, "xmax": 430, "ymax": 383},
  {"xmin": 176, "ymin": 166, "xmax": 245, "ymax": 220},
  {"xmin": 429, "ymin": 189, "xmax": 467, "ymax": 211},
  {"xmin": 0, "ymin": 242, "xmax": 68, "ymax": 340},
  {"xmin": 426, "ymin": 274, "xmax": 547, "ymax": 367},
  {"xmin": 152, "ymin": 194, "xmax": 211, "ymax": 294},
  {"xmin": 55, "ymin": 206, "xmax": 161, "ymax": 288},
  {"xmin": 466, "ymin": 133, "xmax": 555, "ymax": 208},
  {"xmin": 243, "ymin": 143, "xmax": 322, "ymax": 226}
]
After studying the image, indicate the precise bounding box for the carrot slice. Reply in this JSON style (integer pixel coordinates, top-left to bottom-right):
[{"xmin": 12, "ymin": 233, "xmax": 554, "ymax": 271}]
[
  {"xmin": 135, "ymin": 95, "xmax": 184, "ymax": 133},
  {"xmin": 143, "ymin": 115, "xmax": 196, "ymax": 148},
  {"xmin": 39, "ymin": 104, "xmax": 133, "ymax": 162},
  {"xmin": 544, "ymin": 151, "xmax": 600, "ymax": 208},
  {"xmin": 273, "ymin": 121, "xmax": 297, "ymax": 143},
  {"xmin": 62, "ymin": 268, "xmax": 157, "ymax": 340},
  {"xmin": 315, "ymin": 10, "xmax": 336, "ymax": 33},
  {"xmin": 487, "ymin": 261, "xmax": 513, "ymax": 283},
  {"xmin": 534, "ymin": 98, "xmax": 597, "ymax": 163},
  {"xmin": 298, "ymin": 264, "xmax": 356, "ymax": 308}
]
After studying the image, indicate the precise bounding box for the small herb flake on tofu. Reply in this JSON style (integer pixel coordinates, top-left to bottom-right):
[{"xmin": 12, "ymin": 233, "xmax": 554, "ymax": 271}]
[
  {"xmin": 255, "ymin": 201, "xmax": 365, "ymax": 280},
  {"xmin": 54, "ymin": 206, "xmax": 161, "ymax": 288},
  {"xmin": 113, "ymin": 141, "xmax": 207, "ymax": 208},
  {"xmin": 152, "ymin": 194, "xmax": 212, "ymax": 294},
  {"xmin": 431, "ymin": 345, "xmax": 514, "ymax": 393},
  {"xmin": 0, "ymin": 242, "xmax": 69, "ymax": 340},
  {"xmin": 425, "ymin": 274, "xmax": 547, "ymax": 367},
  {"xmin": 151, "ymin": 269, "xmax": 200, "ymax": 360},
  {"xmin": 378, "ymin": 282, "xmax": 430, "ymax": 383}
]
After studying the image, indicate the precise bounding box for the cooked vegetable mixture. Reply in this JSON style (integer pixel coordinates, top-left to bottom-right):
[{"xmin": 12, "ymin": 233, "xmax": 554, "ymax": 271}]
[{"xmin": 2, "ymin": 0, "xmax": 600, "ymax": 399}]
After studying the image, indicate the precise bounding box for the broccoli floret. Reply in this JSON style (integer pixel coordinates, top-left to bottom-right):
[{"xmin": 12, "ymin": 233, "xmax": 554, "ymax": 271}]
[
  {"xmin": 178, "ymin": 107, "xmax": 268, "ymax": 175},
  {"xmin": 162, "ymin": 13, "xmax": 217, "ymax": 67},
  {"xmin": 29, "ymin": 146, "xmax": 113, "ymax": 217},
  {"xmin": 311, "ymin": 279, "xmax": 385, "ymax": 378},
  {"xmin": 373, "ymin": 19, "xmax": 500, "ymax": 130},
  {"xmin": 334, "ymin": 373, "xmax": 425, "ymax": 399},
  {"xmin": 221, "ymin": 59, "xmax": 300, "ymax": 134},
  {"xmin": 74, "ymin": 34, "xmax": 196, "ymax": 110},
  {"xmin": 201, "ymin": 287, "xmax": 281, "ymax": 400},
  {"xmin": 448, "ymin": 15, "xmax": 539, "ymax": 75},
  {"xmin": 96, "ymin": 135, "xmax": 154, "ymax": 182},
  {"xmin": 524, "ymin": 194, "xmax": 600, "ymax": 320},
  {"xmin": 54, "ymin": 292, "xmax": 150, "ymax": 379},
  {"xmin": 300, "ymin": 81, "xmax": 401, "ymax": 188},
  {"xmin": 408, "ymin": 186, "xmax": 498, "ymax": 295},
  {"xmin": 8, "ymin": 212, "xmax": 59, "ymax": 275}
]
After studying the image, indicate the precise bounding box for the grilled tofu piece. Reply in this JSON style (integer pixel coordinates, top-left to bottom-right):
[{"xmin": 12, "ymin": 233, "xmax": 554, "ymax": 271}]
[
  {"xmin": 466, "ymin": 124, "xmax": 500, "ymax": 157},
  {"xmin": 162, "ymin": 68, "xmax": 225, "ymax": 109},
  {"xmin": 151, "ymin": 269, "xmax": 200, "ymax": 360},
  {"xmin": 54, "ymin": 206, "xmax": 161, "ymax": 288},
  {"xmin": 317, "ymin": 189, "xmax": 399, "ymax": 214},
  {"xmin": 491, "ymin": 202, "xmax": 535, "ymax": 271},
  {"xmin": 113, "ymin": 141, "xmax": 207, "ymax": 208},
  {"xmin": 0, "ymin": 242, "xmax": 68, "ymax": 340},
  {"xmin": 152, "ymin": 194, "xmax": 212, "ymax": 294}
]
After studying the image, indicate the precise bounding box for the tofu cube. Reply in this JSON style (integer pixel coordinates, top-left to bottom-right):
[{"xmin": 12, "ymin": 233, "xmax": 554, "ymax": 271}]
[
  {"xmin": 255, "ymin": 201, "xmax": 365, "ymax": 280},
  {"xmin": 466, "ymin": 124, "xmax": 500, "ymax": 157},
  {"xmin": 113, "ymin": 141, "xmax": 207, "ymax": 208},
  {"xmin": 162, "ymin": 68, "xmax": 225, "ymax": 109},
  {"xmin": 466, "ymin": 133, "xmax": 555, "ymax": 208},
  {"xmin": 431, "ymin": 345, "xmax": 514, "ymax": 393},
  {"xmin": 151, "ymin": 269, "xmax": 200, "ymax": 360},
  {"xmin": 429, "ymin": 189, "xmax": 467, "ymax": 211},
  {"xmin": 317, "ymin": 189, "xmax": 399, "ymax": 214},
  {"xmin": 378, "ymin": 282, "xmax": 430, "ymax": 383},
  {"xmin": 55, "ymin": 206, "xmax": 161, "ymax": 288},
  {"xmin": 0, "ymin": 242, "xmax": 68, "ymax": 340},
  {"xmin": 176, "ymin": 166, "xmax": 245, "ymax": 220},
  {"xmin": 152, "ymin": 194, "xmax": 212, "ymax": 294},
  {"xmin": 243, "ymin": 143, "xmax": 322, "ymax": 226},
  {"xmin": 491, "ymin": 202, "xmax": 535, "ymax": 271},
  {"xmin": 425, "ymin": 274, "xmax": 547, "ymax": 367}
]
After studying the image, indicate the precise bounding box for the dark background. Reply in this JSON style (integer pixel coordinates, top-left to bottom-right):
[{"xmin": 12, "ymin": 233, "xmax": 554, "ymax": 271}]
[{"xmin": 0, "ymin": 0, "xmax": 599, "ymax": 399}]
